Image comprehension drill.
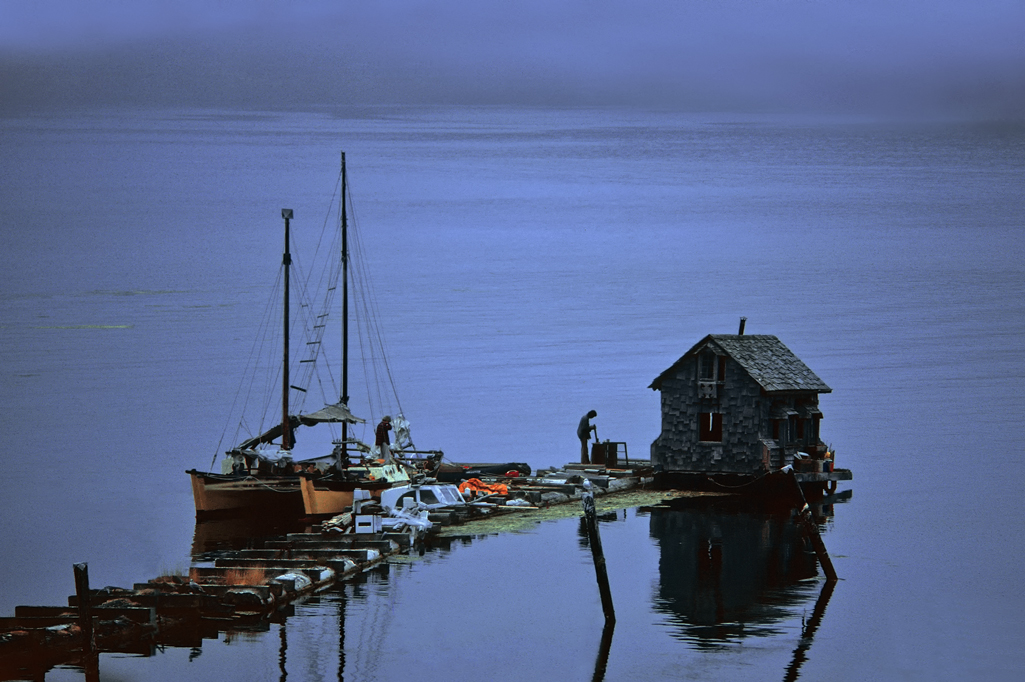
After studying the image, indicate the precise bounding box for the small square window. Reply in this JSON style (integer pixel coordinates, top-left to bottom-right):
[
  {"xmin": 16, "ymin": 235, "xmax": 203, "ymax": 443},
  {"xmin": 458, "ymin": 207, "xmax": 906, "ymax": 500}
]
[{"xmin": 699, "ymin": 412, "xmax": 723, "ymax": 441}]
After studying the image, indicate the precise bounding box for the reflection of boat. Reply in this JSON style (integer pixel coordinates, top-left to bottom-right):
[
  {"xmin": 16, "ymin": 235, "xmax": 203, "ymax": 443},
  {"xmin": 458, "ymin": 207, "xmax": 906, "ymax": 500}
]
[
  {"xmin": 191, "ymin": 511, "xmax": 310, "ymax": 557},
  {"xmin": 188, "ymin": 154, "xmax": 420, "ymax": 518}
]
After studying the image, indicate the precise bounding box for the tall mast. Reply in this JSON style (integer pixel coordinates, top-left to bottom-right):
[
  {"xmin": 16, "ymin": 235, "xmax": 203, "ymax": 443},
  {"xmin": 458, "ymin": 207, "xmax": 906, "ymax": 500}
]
[
  {"xmin": 340, "ymin": 152, "xmax": 349, "ymax": 461},
  {"xmin": 281, "ymin": 208, "xmax": 293, "ymax": 450}
]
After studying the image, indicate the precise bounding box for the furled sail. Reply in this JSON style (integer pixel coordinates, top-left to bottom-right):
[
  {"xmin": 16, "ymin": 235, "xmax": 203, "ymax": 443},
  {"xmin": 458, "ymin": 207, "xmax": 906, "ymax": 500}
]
[
  {"xmin": 299, "ymin": 401, "xmax": 365, "ymax": 425},
  {"xmin": 232, "ymin": 402, "xmax": 365, "ymax": 452}
]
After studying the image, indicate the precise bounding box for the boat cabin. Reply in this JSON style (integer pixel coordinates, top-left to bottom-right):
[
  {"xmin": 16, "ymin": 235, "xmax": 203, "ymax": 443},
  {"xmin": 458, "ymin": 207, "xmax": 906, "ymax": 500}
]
[
  {"xmin": 381, "ymin": 484, "xmax": 466, "ymax": 512},
  {"xmin": 649, "ymin": 333, "xmax": 831, "ymax": 476}
]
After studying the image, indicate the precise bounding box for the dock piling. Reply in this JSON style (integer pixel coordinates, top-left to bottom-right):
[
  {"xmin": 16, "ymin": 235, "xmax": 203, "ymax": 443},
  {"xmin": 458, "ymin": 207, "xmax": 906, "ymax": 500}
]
[
  {"xmin": 581, "ymin": 482, "xmax": 615, "ymax": 624},
  {"xmin": 73, "ymin": 563, "xmax": 94, "ymax": 653},
  {"xmin": 788, "ymin": 471, "xmax": 838, "ymax": 582}
]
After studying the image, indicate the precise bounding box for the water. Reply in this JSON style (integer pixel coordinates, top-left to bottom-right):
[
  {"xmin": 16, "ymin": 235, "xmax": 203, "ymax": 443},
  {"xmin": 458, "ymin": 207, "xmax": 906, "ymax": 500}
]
[{"xmin": 2, "ymin": 107, "xmax": 1024, "ymax": 680}]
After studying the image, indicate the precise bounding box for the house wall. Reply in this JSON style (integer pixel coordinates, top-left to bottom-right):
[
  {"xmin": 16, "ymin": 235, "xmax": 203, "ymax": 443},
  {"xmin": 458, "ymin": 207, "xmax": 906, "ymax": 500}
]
[
  {"xmin": 651, "ymin": 354, "xmax": 827, "ymax": 474},
  {"xmin": 650, "ymin": 354, "xmax": 769, "ymax": 474}
]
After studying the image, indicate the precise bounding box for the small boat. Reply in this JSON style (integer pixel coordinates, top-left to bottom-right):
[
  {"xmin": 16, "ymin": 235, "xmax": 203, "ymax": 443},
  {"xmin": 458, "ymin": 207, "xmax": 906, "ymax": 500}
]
[
  {"xmin": 189, "ymin": 154, "xmax": 425, "ymax": 518},
  {"xmin": 380, "ymin": 483, "xmax": 467, "ymax": 512}
]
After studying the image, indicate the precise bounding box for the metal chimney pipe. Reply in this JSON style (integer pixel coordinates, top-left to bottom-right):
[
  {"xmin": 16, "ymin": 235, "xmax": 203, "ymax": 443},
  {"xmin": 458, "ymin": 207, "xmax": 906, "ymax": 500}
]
[{"xmin": 739, "ymin": 317, "xmax": 747, "ymax": 335}]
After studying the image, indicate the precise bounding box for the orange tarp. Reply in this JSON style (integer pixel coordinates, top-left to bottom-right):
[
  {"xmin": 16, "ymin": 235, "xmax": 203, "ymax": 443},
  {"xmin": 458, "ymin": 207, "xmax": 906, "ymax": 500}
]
[{"xmin": 458, "ymin": 478, "xmax": 508, "ymax": 496}]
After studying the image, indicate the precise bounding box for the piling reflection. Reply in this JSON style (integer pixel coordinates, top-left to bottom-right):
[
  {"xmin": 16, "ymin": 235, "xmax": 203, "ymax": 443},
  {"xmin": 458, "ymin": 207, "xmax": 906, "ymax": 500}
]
[
  {"xmin": 782, "ymin": 577, "xmax": 835, "ymax": 682},
  {"xmin": 591, "ymin": 621, "xmax": 615, "ymax": 682},
  {"xmin": 649, "ymin": 497, "xmax": 838, "ymax": 649}
]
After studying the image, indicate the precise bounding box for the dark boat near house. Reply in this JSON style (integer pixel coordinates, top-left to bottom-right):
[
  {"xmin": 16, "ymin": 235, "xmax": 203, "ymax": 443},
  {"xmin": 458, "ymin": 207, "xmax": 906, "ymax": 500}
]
[
  {"xmin": 432, "ymin": 461, "xmax": 532, "ymax": 483},
  {"xmin": 648, "ymin": 320, "xmax": 852, "ymax": 499}
]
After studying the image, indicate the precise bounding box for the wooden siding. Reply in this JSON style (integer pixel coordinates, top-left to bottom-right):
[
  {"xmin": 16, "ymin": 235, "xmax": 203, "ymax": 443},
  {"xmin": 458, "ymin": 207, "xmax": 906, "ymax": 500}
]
[{"xmin": 651, "ymin": 349, "xmax": 823, "ymax": 474}]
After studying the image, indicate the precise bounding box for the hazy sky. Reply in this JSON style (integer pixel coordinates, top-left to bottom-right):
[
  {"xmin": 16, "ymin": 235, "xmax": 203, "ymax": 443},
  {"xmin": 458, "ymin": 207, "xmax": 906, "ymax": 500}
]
[{"xmin": 2, "ymin": 0, "xmax": 1023, "ymax": 116}]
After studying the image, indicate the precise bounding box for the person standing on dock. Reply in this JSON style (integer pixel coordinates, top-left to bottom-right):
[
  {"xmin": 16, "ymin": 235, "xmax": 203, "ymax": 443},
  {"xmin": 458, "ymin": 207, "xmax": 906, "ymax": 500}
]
[
  {"xmin": 578, "ymin": 410, "xmax": 597, "ymax": 464},
  {"xmin": 376, "ymin": 415, "xmax": 393, "ymax": 463}
]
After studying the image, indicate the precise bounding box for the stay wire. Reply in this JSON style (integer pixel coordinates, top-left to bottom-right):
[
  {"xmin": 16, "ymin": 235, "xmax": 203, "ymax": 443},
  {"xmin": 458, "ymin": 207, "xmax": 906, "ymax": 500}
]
[
  {"xmin": 346, "ymin": 182, "xmax": 406, "ymax": 425},
  {"xmin": 210, "ymin": 262, "xmax": 286, "ymax": 469}
]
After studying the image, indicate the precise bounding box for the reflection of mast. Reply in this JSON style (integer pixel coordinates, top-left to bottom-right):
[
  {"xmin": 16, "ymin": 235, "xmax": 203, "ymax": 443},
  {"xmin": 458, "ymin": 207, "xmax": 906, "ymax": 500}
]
[
  {"xmin": 782, "ymin": 578, "xmax": 836, "ymax": 682},
  {"xmin": 279, "ymin": 621, "xmax": 288, "ymax": 682}
]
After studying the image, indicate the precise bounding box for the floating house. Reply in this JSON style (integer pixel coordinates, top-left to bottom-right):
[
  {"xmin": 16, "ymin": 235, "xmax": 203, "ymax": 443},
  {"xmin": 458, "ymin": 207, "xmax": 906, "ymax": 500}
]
[{"xmin": 649, "ymin": 328, "xmax": 843, "ymax": 490}]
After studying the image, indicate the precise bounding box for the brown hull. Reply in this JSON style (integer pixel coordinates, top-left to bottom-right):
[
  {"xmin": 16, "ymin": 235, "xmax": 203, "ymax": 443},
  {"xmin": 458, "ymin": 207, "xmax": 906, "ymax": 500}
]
[
  {"xmin": 188, "ymin": 470, "xmax": 305, "ymax": 518},
  {"xmin": 299, "ymin": 475, "xmax": 392, "ymax": 516}
]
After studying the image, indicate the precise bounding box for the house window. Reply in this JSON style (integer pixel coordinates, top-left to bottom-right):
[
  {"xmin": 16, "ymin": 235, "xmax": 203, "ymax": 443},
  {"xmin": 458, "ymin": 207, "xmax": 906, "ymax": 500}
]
[
  {"xmin": 771, "ymin": 420, "xmax": 781, "ymax": 440},
  {"xmin": 698, "ymin": 353, "xmax": 727, "ymax": 382},
  {"xmin": 699, "ymin": 412, "xmax": 723, "ymax": 442},
  {"xmin": 699, "ymin": 353, "xmax": 715, "ymax": 380}
]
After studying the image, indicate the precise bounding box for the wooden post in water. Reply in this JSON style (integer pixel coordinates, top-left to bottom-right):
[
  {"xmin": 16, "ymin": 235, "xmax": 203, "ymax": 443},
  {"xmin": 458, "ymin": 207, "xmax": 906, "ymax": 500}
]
[
  {"xmin": 788, "ymin": 470, "xmax": 838, "ymax": 582},
  {"xmin": 73, "ymin": 562, "xmax": 95, "ymax": 654},
  {"xmin": 581, "ymin": 482, "xmax": 615, "ymax": 624}
]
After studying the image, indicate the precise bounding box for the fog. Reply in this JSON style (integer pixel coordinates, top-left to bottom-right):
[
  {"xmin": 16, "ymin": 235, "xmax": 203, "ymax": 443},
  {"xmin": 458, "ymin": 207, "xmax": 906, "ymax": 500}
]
[{"xmin": 1, "ymin": 0, "xmax": 1024, "ymax": 116}]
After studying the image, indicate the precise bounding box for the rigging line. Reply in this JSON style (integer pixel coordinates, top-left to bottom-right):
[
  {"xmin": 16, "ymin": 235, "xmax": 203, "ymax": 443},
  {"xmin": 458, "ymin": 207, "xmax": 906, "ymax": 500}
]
[
  {"xmin": 347, "ymin": 199, "xmax": 396, "ymax": 409},
  {"xmin": 301, "ymin": 168, "xmax": 342, "ymax": 303},
  {"xmin": 287, "ymin": 172, "xmax": 345, "ymax": 411},
  {"xmin": 311, "ymin": 251, "xmax": 342, "ymax": 401},
  {"xmin": 212, "ymin": 259, "xmax": 287, "ymax": 466},
  {"xmin": 255, "ymin": 265, "xmax": 290, "ymax": 440},
  {"xmin": 340, "ymin": 182, "xmax": 381, "ymax": 419},
  {"xmin": 232, "ymin": 266, "xmax": 286, "ymax": 449},
  {"xmin": 288, "ymin": 253, "xmax": 320, "ymax": 411},
  {"xmin": 289, "ymin": 230, "xmax": 343, "ymax": 414},
  {"xmin": 348, "ymin": 197, "xmax": 403, "ymax": 419},
  {"xmin": 353, "ymin": 293, "xmax": 375, "ymax": 419},
  {"xmin": 294, "ymin": 248, "xmax": 342, "ymax": 410},
  {"xmin": 350, "ymin": 252, "xmax": 388, "ymax": 421}
]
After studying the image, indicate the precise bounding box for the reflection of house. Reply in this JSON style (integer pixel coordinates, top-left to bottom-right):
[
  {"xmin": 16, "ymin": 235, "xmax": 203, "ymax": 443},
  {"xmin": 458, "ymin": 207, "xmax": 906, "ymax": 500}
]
[
  {"xmin": 649, "ymin": 504, "xmax": 819, "ymax": 644},
  {"xmin": 649, "ymin": 333, "xmax": 831, "ymax": 476}
]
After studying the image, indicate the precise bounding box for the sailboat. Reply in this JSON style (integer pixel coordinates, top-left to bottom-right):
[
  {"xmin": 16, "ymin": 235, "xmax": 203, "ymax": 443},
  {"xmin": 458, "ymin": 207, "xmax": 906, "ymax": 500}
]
[{"xmin": 187, "ymin": 153, "xmax": 421, "ymax": 518}]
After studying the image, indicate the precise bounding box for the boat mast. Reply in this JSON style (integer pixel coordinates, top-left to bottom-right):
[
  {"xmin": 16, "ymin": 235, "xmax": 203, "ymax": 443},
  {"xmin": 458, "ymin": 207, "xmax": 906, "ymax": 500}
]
[
  {"xmin": 340, "ymin": 152, "xmax": 349, "ymax": 463},
  {"xmin": 281, "ymin": 208, "xmax": 293, "ymax": 451}
]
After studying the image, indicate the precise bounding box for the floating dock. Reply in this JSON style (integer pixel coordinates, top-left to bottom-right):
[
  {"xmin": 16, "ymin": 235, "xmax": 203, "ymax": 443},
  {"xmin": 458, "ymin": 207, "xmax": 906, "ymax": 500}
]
[{"xmin": 0, "ymin": 462, "xmax": 657, "ymax": 679}]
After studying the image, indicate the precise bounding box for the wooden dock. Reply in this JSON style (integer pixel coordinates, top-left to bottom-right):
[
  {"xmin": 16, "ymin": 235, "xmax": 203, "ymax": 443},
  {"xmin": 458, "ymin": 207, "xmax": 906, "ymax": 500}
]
[{"xmin": 0, "ymin": 463, "xmax": 656, "ymax": 679}]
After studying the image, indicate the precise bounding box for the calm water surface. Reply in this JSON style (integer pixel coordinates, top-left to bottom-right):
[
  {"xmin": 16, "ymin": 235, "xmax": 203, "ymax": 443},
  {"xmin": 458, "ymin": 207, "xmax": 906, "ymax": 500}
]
[{"xmin": 2, "ymin": 107, "xmax": 1024, "ymax": 680}]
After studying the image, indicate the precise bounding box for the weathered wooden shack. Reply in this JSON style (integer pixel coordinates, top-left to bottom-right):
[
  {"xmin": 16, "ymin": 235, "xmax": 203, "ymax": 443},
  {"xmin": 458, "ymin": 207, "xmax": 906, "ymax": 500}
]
[{"xmin": 649, "ymin": 333, "xmax": 832, "ymax": 477}]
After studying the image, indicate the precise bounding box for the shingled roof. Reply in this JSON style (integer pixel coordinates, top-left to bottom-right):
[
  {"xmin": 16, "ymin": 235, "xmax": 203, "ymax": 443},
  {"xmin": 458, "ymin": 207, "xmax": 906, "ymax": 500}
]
[{"xmin": 649, "ymin": 334, "xmax": 831, "ymax": 393}]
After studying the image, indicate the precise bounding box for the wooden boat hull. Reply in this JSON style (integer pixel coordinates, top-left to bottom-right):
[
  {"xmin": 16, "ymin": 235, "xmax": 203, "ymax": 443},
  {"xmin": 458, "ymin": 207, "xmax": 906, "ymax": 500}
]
[
  {"xmin": 299, "ymin": 463, "xmax": 410, "ymax": 516},
  {"xmin": 188, "ymin": 470, "xmax": 305, "ymax": 518}
]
